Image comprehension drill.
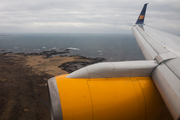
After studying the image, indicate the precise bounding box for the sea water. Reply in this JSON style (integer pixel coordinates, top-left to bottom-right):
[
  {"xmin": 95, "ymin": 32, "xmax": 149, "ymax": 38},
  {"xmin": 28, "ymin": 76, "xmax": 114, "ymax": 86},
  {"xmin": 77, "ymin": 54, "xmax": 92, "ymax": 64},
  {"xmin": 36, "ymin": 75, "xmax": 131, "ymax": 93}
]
[{"xmin": 0, "ymin": 33, "xmax": 144, "ymax": 61}]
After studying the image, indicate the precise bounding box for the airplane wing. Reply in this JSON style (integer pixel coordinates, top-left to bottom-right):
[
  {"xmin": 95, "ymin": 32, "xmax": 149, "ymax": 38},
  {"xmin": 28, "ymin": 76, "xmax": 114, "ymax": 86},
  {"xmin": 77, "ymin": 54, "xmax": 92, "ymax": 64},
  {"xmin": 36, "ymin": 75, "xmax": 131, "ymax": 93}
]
[
  {"xmin": 47, "ymin": 4, "xmax": 180, "ymax": 120},
  {"xmin": 132, "ymin": 3, "xmax": 180, "ymax": 120}
]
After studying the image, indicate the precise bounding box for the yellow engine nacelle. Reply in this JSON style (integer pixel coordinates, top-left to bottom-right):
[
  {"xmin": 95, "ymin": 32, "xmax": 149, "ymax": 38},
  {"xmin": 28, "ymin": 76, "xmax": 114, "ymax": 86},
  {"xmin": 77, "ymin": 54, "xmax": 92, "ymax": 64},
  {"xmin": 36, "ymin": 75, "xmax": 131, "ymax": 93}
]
[{"xmin": 48, "ymin": 75, "xmax": 172, "ymax": 120}]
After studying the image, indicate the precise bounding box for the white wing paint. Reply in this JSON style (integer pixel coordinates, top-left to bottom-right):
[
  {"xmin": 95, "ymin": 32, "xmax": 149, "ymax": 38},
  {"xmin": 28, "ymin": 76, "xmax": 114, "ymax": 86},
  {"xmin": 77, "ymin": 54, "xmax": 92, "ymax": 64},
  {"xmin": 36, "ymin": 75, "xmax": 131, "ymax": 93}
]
[{"xmin": 132, "ymin": 4, "xmax": 180, "ymax": 120}]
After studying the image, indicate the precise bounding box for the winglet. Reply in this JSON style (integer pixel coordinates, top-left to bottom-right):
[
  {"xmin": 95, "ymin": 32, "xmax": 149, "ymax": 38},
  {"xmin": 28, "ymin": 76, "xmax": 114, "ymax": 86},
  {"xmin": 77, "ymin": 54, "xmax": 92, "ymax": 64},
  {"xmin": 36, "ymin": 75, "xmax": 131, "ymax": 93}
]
[{"xmin": 135, "ymin": 3, "xmax": 148, "ymax": 25}]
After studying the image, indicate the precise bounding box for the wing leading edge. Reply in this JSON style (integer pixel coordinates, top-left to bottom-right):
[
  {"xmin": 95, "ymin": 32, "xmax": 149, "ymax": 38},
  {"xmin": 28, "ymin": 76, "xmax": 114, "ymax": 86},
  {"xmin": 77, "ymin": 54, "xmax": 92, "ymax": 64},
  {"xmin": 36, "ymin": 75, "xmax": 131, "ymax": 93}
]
[{"xmin": 132, "ymin": 3, "xmax": 180, "ymax": 120}]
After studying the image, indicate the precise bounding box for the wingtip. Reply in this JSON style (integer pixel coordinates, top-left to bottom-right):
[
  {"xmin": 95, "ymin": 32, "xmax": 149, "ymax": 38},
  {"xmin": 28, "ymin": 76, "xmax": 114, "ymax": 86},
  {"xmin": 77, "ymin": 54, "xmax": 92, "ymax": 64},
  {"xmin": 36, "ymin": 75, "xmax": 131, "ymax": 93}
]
[{"xmin": 135, "ymin": 3, "xmax": 148, "ymax": 25}]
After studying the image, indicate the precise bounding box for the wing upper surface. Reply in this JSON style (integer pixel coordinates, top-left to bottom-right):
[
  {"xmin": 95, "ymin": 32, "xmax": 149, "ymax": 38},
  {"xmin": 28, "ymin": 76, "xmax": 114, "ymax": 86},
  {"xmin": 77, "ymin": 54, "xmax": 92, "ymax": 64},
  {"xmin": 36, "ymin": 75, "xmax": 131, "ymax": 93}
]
[
  {"xmin": 132, "ymin": 4, "xmax": 180, "ymax": 120},
  {"xmin": 132, "ymin": 25, "xmax": 171, "ymax": 60},
  {"xmin": 144, "ymin": 26, "xmax": 180, "ymax": 57},
  {"xmin": 132, "ymin": 24, "xmax": 180, "ymax": 95}
]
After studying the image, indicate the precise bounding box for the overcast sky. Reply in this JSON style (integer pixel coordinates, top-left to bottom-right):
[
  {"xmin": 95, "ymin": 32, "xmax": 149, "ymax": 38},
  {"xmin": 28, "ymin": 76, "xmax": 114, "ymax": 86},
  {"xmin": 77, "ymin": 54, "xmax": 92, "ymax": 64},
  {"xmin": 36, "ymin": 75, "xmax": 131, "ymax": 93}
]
[{"xmin": 0, "ymin": 0, "xmax": 179, "ymax": 34}]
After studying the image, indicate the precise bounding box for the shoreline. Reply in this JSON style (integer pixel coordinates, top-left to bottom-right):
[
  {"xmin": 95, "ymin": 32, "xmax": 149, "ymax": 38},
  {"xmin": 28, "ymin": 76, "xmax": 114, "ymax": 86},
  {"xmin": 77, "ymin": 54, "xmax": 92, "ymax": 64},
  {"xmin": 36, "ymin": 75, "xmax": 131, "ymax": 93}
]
[
  {"xmin": 0, "ymin": 50, "xmax": 106, "ymax": 120},
  {"xmin": 2, "ymin": 49, "xmax": 106, "ymax": 76}
]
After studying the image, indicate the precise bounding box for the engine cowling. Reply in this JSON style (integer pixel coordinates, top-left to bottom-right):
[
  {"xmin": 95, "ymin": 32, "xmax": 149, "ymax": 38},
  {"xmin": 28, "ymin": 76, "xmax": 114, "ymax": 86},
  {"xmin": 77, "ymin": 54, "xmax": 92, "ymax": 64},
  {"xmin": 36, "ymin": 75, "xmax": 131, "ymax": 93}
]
[{"xmin": 48, "ymin": 74, "xmax": 172, "ymax": 120}]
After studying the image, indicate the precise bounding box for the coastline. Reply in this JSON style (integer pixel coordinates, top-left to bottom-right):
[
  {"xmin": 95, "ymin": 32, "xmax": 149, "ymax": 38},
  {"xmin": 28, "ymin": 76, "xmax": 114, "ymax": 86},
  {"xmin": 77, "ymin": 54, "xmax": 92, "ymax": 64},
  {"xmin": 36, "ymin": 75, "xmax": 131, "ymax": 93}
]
[{"xmin": 0, "ymin": 50, "xmax": 106, "ymax": 120}]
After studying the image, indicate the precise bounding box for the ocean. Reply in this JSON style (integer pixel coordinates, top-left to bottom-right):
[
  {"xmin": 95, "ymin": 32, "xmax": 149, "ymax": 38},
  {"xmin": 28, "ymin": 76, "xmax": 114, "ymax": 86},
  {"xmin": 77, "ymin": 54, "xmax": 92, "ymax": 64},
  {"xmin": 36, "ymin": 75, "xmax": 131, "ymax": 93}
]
[{"xmin": 0, "ymin": 33, "xmax": 144, "ymax": 62}]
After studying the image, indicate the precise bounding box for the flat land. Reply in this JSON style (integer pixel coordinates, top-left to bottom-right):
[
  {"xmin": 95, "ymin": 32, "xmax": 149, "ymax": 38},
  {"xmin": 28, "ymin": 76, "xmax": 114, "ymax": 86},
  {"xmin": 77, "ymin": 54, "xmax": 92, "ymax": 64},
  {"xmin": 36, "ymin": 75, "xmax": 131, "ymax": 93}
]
[
  {"xmin": 26, "ymin": 55, "xmax": 93, "ymax": 76},
  {"xmin": 0, "ymin": 53, "xmax": 94, "ymax": 120}
]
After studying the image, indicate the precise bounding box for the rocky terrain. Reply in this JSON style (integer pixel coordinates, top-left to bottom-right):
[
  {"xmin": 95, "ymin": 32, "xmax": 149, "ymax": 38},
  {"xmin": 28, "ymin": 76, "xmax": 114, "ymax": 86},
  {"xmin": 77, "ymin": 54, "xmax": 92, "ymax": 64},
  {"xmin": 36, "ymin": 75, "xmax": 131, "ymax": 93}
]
[{"xmin": 0, "ymin": 50, "xmax": 106, "ymax": 120}]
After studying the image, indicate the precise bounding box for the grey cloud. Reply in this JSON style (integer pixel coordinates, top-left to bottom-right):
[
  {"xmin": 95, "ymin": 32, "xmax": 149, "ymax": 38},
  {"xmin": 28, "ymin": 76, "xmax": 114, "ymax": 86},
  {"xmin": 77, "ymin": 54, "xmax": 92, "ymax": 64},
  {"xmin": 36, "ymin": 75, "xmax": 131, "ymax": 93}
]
[{"xmin": 0, "ymin": 0, "xmax": 179, "ymax": 34}]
